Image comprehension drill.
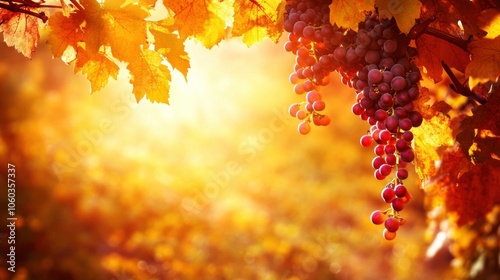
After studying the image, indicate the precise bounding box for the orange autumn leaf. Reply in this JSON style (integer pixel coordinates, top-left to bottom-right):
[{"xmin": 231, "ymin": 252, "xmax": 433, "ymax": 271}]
[
  {"xmin": 74, "ymin": 48, "xmax": 119, "ymax": 92},
  {"xmin": 456, "ymin": 90, "xmax": 500, "ymax": 161},
  {"xmin": 164, "ymin": 0, "xmax": 228, "ymax": 49},
  {"xmin": 232, "ymin": 0, "xmax": 283, "ymax": 46},
  {"xmin": 150, "ymin": 28, "xmax": 190, "ymax": 80},
  {"xmin": 375, "ymin": 0, "xmax": 421, "ymax": 34},
  {"xmin": 465, "ymin": 36, "xmax": 500, "ymax": 89},
  {"xmin": 127, "ymin": 49, "xmax": 171, "ymax": 104},
  {"xmin": 47, "ymin": 11, "xmax": 84, "ymax": 59},
  {"xmin": 412, "ymin": 112, "xmax": 454, "ymax": 182},
  {"xmin": 416, "ymin": 33, "xmax": 470, "ymax": 83},
  {"xmin": 329, "ymin": 0, "xmax": 375, "ymax": 30},
  {"xmin": 445, "ymin": 158, "xmax": 500, "ymax": 226},
  {"xmin": 0, "ymin": 8, "xmax": 40, "ymax": 58},
  {"xmin": 477, "ymin": 9, "xmax": 500, "ymax": 39}
]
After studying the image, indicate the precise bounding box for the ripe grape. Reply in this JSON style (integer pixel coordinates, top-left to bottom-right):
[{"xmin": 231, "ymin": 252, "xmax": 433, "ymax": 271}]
[
  {"xmin": 383, "ymin": 228, "xmax": 397, "ymax": 240},
  {"xmin": 298, "ymin": 121, "xmax": 311, "ymax": 135},
  {"xmin": 284, "ymin": 4, "xmax": 422, "ymax": 239},
  {"xmin": 384, "ymin": 217, "xmax": 400, "ymax": 232},
  {"xmin": 370, "ymin": 210, "xmax": 386, "ymax": 225}
]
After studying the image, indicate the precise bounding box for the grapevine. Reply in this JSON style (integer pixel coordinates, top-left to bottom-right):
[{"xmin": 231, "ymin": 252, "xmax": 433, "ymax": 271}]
[{"xmin": 284, "ymin": 0, "xmax": 424, "ymax": 239}]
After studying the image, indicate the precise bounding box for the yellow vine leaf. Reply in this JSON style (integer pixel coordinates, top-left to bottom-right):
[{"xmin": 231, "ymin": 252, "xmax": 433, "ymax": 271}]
[
  {"xmin": 150, "ymin": 28, "xmax": 190, "ymax": 81},
  {"xmin": 232, "ymin": 0, "xmax": 283, "ymax": 46},
  {"xmin": 412, "ymin": 112, "xmax": 454, "ymax": 182},
  {"xmin": 164, "ymin": 0, "xmax": 227, "ymax": 49},
  {"xmin": 375, "ymin": 0, "xmax": 421, "ymax": 34},
  {"xmin": 127, "ymin": 49, "xmax": 171, "ymax": 104},
  {"xmin": 47, "ymin": 12, "xmax": 84, "ymax": 59},
  {"xmin": 465, "ymin": 36, "xmax": 500, "ymax": 89},
  {"xmin": 81, "ymin": 0, "xmax": 149, "ymax": 62},
  {"xmin": 74, "ymin": 48, "xmax": 120, "ymax": 92},
  {"xmin": 0, "ymin": 8, "xmax": 40, "ymax": 58},
  {"xmin": 477, "ymin": 9, "xmax": 500, "ymax": 39},
  {"xmin": 329, "ymin": 0, "xmax": 375, "ymax": 30}
]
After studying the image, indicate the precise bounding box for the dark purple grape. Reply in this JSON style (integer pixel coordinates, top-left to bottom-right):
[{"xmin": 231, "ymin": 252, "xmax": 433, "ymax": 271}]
[
  {"xmin": 399, "ymin": 118, "xmax": 413, "ymax": 131},
  {"xmin": 409, "ymin": 111, "xmax": 423, "ymax": 127},
  {"xmin": 403, "ymin": 131, "xmax": 414, "ymax": 141},
  {"xmin": 382, "ymin": 71, "xmax": 394, "ymax": 84},
  {"xmin": 396, "ymin": 168, "xmax": 409, "ymax": 180},
  {"xmin": 378, "ymin": 93, "xmax": 394, "ymax": 109},
  {"xmin": 391, "ymin": 76, "xmax": 407, "ymax": 91},
  {"xmin": 395, "ymin": 90, "xmax": 411, "ymax": 105},
  {"xmin": 365, "ymin": 50, "xmax": 381, "ymax": 64},
  {"xmin": 396, "ymin": 139, "xmax": 408, "ymax": 152},
  {"xmin": 378, "ymin": 82, "xmax": 390, "ymax": 94},
  {"xmin": 391, "ymin": 64, "xmax": 406, "ymax": 77},
  {"xmin": 385, "ymin": 116, "xmax": 399, "ymax": 133},
  {"xmin": 394, "ymin": 107, "xmax": 408, "ymax": 119},
  {"xmin": 374, "ymin": 109, "xmax": 388, "ymax": 121},
  {"xmin": 293, "ymin": 21, "xmax": 307, "ymax": 36},
  {"xmin": 368, "ymin": 69, "xmax": 383, "ymax": 84},
  {"xmin": 333, "ymin": 46, "xmax": 346, "ymax": 62},
  {"xmin": 383, "ymin": 39, "xmax": 397, "ymax": 53},
  {"xmin": 400, "ymin": 149, "xmax": 415, "ymax": 162}
]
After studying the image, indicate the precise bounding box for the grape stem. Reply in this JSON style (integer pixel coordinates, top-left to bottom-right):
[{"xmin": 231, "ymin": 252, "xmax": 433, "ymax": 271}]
[{"xmin": 441, "ymin": 61, "xmax": 487, "ymax": 105}]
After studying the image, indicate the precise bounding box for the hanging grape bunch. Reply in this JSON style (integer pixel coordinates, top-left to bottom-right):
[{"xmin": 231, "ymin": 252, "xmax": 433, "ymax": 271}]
[{"xmin": 284, "ymin": 0, "xmax": 423, "ymax": 240}]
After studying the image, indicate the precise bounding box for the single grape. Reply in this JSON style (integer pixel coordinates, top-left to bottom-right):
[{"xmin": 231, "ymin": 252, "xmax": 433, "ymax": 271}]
[
  {"xmin": 352, "ymin": 103, "xmax": 365, "ymax": 115},
  {"xmin": 306, "ymin": 90, "xmax": 321, "ymax": 103},
  {"xmin": 391, "ymin": 198, "xmax": 405, "ymax": 211},
  {"xmin": 374, "ymin": 144, "xmax": 385, "ymax": 156},
  {"xmin": 298, "ymin": 121, "xmax": 311, "ymax": 135},
  {"xmin": 396, "ymin": 168, "xmax": 409, "ymax": 180},
  {"xmin": 400, "ymin": 149, "xmax": 415, "ymax": 162},
  {"xmin": 296, "ymin": 110, "xmax": 307, "ymax": 120},
  {"xmin": 370, "ymin": 210, "xmax": 386, "ymax": 225},
  {"xmin": 381, "ymin": 187, "xmax": 395, "ymax": 203},
  {"xmin": 372, "ymin": 156, "xmax": 386, "ymax": 169},
  {"xmin": 384, "ymin": 217, "xmax": 400, "ymax": 232},
  {"xmin": 399, "ymin": 118, "xmax": 413, "ymax": 131},
  {"xmin": 385, "ymin": 116, "xmax": 399, "ymax": 133},
  {"xmin": 383, "ymin": 39, "xmax": 397, "ymax": 53},
  {"xmin": 384, "ymin": 144, "xmax": 396, "ymax": 154},
  {"xmin": 402, "ymin": 131, "xmax": 414, "ymax": 142},
  {"xmin": 312, "ymin": 100, "xmax": 326, "ymax": 111},
  {"xmin": 383, "ymin": 228, "xmax": 397, "ymax": 240},
  {"xmin": 391, "ymin": 76, "xmax": 407, "ymax": 91},
  {"xmin": 368, "ymin": 69, "xmax": 383, "ymax": 84},
  {"xmin": 385, "ymin": 154, "xmax": 397, "ymax": 165},
  {"xmin": 360, "ymin": 135, "xmax": 374, "ymax": 147},
  {"xmin": 379, "ymin": 163, "xmax": 392, "ymax": 176},
  {"xmin": 394, "ymin": 184, "xmax": 407, "ymax": 198},
  {"xmin": 288, "ymin": 104, "xmax": 300, "ymax": 117}
]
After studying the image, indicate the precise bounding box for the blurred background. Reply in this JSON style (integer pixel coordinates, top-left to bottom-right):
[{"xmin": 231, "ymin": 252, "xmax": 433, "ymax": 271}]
[{"xmin": 0, "ymin": 33, "xmax": 450, "ymax": 279}]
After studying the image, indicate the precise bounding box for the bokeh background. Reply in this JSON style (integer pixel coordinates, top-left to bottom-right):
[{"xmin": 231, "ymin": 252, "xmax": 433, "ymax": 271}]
[{"xmin": 0, "ymin": 34, "xmax": 450, "ymax": 279}]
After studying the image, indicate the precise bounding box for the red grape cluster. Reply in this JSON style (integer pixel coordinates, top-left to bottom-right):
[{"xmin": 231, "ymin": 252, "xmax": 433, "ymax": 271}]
[
  {"xmin": 284, "ymin": 0, "xmax": 338, "ymax": 135},
  {"xmin": 284, "ymin": 0, "xmax": 423, "ymax": 239}
]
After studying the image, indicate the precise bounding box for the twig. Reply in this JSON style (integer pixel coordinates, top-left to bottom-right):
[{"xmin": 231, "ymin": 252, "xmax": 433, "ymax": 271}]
[
  {"xmin": 424, "ymin": 27, "xmax": 470, "ymax": 52},
  {"xmin": 409, "ymin": 17, "xmax": 471, "ymax": 52},
  {"xmin": 441, "ymin": 61, "xmax": 487, "ymax": 105},
  {"xmin": 0, "ymin": 2, "xmax": 48, "ymax": 22}
]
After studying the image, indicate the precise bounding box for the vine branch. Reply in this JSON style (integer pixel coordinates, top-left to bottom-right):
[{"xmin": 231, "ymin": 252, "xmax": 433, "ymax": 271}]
[
  {"xmin": 0, "ymin": 1, "xmax": 48, "ymax": 22},
  {"xmin": 441, "ymin": 61, "xmax": 487, "ymax": 105},
  {"xmin": 409, "ymin": 17, "xmax": 471, "ymax": 52}
]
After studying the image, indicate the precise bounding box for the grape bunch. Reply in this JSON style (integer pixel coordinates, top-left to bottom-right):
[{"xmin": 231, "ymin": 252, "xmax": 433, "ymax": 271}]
[{"xmin": 284, "ymin": 0, "xmax": 423, "ymax": 240}]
